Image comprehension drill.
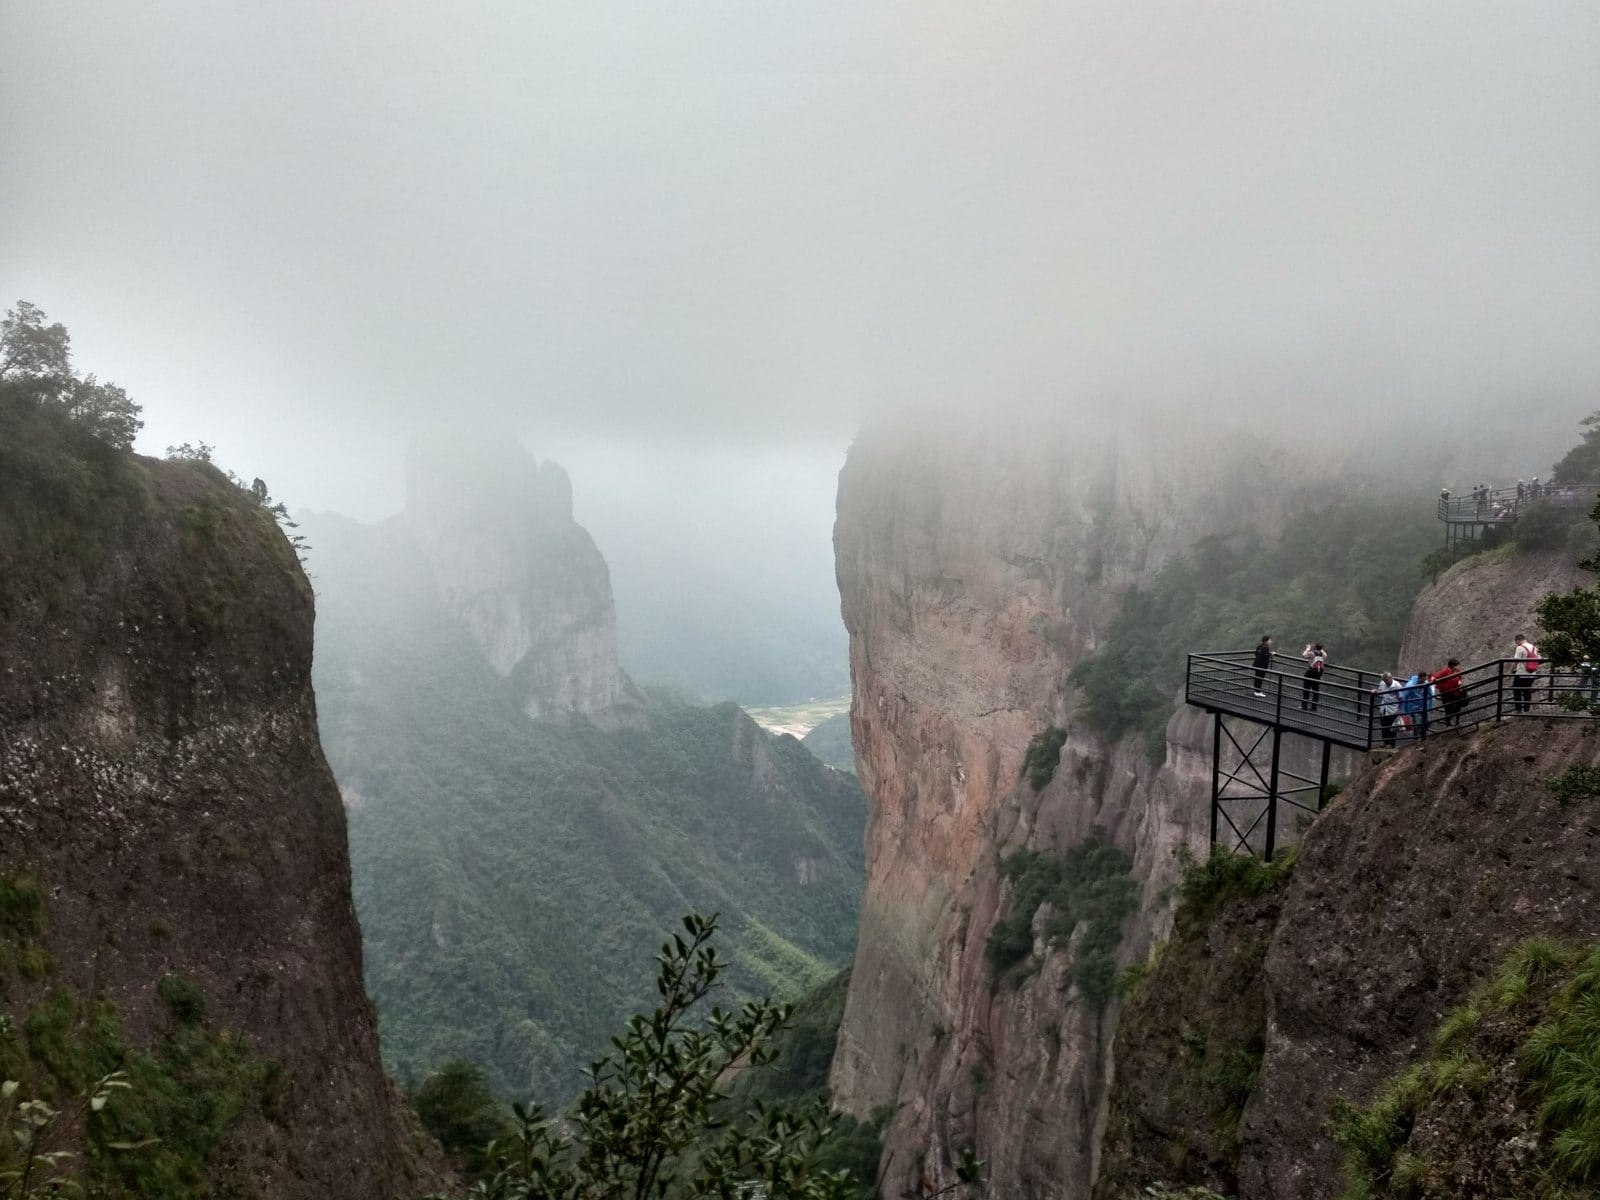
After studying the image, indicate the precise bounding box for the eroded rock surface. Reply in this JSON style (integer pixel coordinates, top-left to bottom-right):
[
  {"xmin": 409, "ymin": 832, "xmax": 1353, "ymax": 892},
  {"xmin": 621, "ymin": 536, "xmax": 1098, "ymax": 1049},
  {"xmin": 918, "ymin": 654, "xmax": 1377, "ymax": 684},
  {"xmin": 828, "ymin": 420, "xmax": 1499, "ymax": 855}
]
[
  {"xmin": 1097, "ymin": 721, "xmax": 1600, "ymax": 1200},
  {"xmin": 829, "ymin": 418, "xmax": 1330, "ymax": 1198},
  {"xmin": 0, "ymin": 457, "xmax": 442, "ymax": 1198}
]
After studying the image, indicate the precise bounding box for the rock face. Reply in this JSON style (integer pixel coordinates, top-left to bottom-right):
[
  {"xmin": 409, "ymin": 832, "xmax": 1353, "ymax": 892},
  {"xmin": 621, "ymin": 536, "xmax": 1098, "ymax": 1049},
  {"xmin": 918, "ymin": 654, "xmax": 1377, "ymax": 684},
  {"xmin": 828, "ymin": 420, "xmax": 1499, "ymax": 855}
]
[
  {"xmin": 828, "ymin": 418, "xmax": 1333, "ymax": 1198},
  {"xmin": 1096, "ymin": 720, "xmax": 1600, "ymax": 1200},
  {"xmin": 0, "ymin": 454, "xmax": 439, "ymax": 1197},
  {"xmin": 405, "ymin": 437, "xmax": 642, "ymax": 723},
  {"xmin": 1401, "ymin": 547, "xmax": 1584, "ymax": 669}
]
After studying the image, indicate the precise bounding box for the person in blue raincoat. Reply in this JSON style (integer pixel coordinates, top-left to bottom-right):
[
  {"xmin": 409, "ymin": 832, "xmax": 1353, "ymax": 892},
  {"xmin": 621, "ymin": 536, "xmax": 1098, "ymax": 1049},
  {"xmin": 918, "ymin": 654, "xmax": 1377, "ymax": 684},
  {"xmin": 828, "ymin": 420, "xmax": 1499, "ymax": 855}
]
[{"xmin": 1401, "ymin": 670, "xmax": 1433, "ymax": 739}]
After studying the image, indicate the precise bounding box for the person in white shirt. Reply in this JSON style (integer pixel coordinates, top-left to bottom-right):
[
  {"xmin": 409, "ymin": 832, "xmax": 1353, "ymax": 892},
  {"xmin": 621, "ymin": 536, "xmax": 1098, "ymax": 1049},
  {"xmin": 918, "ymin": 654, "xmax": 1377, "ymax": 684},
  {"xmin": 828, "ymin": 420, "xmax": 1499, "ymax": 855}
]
[
  {"xmin": 1371, "ymin": 672, "xmax": 1404, "ymax": 747},
  {"xmin": 1513, "ymin": 634, "xmax": 1540, "ymax": 713}
]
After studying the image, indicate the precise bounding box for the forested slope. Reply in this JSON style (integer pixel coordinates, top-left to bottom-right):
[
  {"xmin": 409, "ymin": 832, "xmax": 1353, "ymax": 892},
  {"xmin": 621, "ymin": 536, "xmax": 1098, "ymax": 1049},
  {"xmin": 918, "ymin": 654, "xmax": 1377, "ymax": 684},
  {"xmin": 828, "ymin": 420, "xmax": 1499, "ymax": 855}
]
[{"xmin": 306, "ymin": 512, "xmax": 865, "ymax": 1102}]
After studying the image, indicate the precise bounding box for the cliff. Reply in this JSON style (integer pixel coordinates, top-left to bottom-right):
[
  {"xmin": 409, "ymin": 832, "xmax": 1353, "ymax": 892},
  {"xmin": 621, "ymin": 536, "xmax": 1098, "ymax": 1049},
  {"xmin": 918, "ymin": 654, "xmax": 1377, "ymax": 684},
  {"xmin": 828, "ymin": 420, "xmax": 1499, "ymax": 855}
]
[
  {"xmin": 828, "ymin": 419, "xmax": 1336, "ymax": 1197},
  {"xmin": 0, "ymin": 430, "xmax": 440, "ymax": 1194},
  {"xmin": 1401, "ymin": 546, "xmax": 1584, "ymax": 668},
  {"xmin": 1096, "ymin": 720, "xmax": 1600, "ymax": 1200},
  {"xmin": 405, "ymin": 437, "xmax": 643, "ymax": 724},
  {"xmin": 304, "ymin": 469, "xmax": 865, "ymax": 1100}
]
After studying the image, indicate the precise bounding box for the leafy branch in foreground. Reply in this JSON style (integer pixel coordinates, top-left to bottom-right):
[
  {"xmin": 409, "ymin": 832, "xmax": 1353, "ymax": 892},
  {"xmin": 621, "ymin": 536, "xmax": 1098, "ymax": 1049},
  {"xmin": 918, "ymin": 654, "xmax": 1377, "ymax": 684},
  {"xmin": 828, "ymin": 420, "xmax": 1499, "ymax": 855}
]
[
  {"xmin": 0, "ymin": 1070, "xmax": 146, "ymax": 1199},
  {"xmin": 435, "ymin": 912, "xmax": 861, "ymax": 1200}
]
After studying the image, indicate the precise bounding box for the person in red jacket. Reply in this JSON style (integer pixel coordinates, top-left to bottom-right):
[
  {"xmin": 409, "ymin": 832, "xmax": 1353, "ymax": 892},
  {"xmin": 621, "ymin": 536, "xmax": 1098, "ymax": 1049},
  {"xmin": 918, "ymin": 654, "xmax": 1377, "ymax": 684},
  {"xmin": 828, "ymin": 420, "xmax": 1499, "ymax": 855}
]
[{"xmin": 1430, "ymin": 659, "xmax": 1466, "ymax": 725}]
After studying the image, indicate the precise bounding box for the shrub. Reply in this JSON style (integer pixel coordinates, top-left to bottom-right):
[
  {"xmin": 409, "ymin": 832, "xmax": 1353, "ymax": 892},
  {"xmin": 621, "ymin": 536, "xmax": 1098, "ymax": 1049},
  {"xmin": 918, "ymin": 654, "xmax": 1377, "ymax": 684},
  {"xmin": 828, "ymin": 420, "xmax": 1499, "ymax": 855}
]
[
  {"xmin": 1021, "ymin": 728, "xmax": 1068, "ymax": 791},
  {"xmin": 412, "ymin": 1060, "xmax": 513, "ymax": 1178},
  {"xmin": 985, "ymin": 836, "xmax": 1139, "ymax": 1009},
  {"xmin": 1545, "ymin": 764, "xmax": 1600, "ymax": 806},
  {"xmin": 157, "ymin": 974, "xmax": 207, "ymax": 1027},
  {"xmin": 1172, "ymin": 847, "xmax": 1298, "ymax": 940}
]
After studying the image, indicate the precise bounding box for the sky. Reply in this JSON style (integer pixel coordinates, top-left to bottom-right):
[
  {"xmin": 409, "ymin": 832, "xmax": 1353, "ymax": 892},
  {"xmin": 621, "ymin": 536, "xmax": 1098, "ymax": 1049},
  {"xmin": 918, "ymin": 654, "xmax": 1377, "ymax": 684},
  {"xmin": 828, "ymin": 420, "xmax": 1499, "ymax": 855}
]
[{"xmin": 3, "ymin": 2, "xmax": 1599, "ymax": 654}]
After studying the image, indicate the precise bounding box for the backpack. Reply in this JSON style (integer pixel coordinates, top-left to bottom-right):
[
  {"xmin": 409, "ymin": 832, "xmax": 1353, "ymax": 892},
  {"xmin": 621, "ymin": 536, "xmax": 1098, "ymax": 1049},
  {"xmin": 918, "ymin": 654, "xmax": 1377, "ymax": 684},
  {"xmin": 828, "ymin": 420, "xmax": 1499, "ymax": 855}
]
[{"xmin": 1523, "ymin": 644, "xmax": 1541, "ymax": 673}]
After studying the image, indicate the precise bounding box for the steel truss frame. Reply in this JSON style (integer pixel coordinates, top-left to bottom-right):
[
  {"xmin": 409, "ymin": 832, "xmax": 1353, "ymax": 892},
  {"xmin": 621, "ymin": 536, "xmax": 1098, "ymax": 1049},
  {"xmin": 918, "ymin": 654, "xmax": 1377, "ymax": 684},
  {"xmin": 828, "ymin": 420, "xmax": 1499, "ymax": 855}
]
[{"xmin": 1208, "ymin": 713, "xmax": 1333, "ymax": 862}]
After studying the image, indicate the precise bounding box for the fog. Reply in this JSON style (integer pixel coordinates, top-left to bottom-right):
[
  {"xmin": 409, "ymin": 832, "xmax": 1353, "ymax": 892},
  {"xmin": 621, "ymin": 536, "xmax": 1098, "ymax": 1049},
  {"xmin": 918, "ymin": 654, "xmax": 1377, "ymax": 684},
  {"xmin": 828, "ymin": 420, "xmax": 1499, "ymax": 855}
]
[{"xmin": 4, "ymin": 2, "xmax": 1598, "ymax": 695}]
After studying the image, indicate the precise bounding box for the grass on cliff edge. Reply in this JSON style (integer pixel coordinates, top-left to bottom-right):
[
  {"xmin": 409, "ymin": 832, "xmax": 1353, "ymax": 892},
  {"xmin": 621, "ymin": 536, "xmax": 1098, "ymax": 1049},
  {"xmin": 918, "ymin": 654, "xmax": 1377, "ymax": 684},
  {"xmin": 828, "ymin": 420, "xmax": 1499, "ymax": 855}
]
[
  {"xmin": 0, "ymin": 873, "xmax": 285, "ymax": 1199},
  {"xmin": 1331, "ymin": 937, "xmax": 1600, "ymax": 1200}
]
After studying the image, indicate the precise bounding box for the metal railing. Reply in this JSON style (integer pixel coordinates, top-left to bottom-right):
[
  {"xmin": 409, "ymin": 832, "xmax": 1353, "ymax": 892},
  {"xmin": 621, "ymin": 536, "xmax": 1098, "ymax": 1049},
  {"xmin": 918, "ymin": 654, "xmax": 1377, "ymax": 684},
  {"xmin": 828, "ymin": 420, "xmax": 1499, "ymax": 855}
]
[
  {"xmin": 1187, "ymin": 651, "xmax": 1600, "ymax": 752},
  {"xmin": 1437, "ymin": 484, "xmax": 1597, "ymax": 525}
]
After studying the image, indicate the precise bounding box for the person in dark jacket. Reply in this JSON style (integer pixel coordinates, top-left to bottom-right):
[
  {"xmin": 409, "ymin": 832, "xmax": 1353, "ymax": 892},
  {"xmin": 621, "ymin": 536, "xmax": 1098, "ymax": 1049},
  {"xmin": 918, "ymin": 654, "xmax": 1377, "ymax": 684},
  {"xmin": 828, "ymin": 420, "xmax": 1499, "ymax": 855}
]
[{"xmin": 1252, "ymin": 635, "xmax": 1274, "ymax": 697}]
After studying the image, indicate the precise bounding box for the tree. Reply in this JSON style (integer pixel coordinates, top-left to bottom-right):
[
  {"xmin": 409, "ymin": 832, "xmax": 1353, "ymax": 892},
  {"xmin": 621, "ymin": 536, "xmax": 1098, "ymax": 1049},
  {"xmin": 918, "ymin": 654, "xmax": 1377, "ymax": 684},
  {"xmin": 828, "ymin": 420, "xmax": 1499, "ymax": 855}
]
[
  {"xmin": 413, "ymin": 1062, "xmax": 515, "ymax": 1180},
  {"xmin": 1535, "ymin": 498, "xmax": 1600, "ymax": 675},
  {"xmin": 433, "ymin": 913, "xmax": 873, "ymax": 1200},
  {"xmin": 1551, "ymin": 411, "xmax": 1600, "ymax": 484},
  {"xmin": 0, "ymin": 301, "xmax": 143, "ymax": 450}
]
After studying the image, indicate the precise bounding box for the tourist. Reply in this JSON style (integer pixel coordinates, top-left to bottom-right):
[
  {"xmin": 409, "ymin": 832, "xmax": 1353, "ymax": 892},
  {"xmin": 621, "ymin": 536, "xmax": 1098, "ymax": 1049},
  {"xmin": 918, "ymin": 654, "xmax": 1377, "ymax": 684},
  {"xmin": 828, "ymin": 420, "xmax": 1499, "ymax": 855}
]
[
  {"xmin": 1372, "ymin": 672, "xmax": 1403, "ymax": 747},
  {"xmin": 1252, "ymin": 635, "xmax": 1274, "ymax": 698},
  {"xmin": 1301, "ymin": 642, "xmax": 1327, "ymax": 712},
  {"xmin": 1513, "ymin": 635, "xmax": 1539, "ymax": 713},
  {"xmin": 1402, "ymin": 670, "xmax": 1432, "ymax": 739},
  {"xmin": 1430, "ymin": 659, "xmax": 1466, "ymax": 725}
]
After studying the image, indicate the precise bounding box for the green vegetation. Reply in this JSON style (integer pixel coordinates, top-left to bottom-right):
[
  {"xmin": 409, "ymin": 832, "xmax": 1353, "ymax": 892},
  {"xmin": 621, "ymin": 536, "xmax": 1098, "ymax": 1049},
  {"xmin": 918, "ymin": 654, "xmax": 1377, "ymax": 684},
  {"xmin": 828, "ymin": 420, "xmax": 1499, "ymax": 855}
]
[
  {"xmin": 723, "ymin": 970, "xmax": 888, "ymax": 1199},
  {"xmin": 984, "ymin": 837, "xmax": 1139, "ymax": 1009},
  {"xmin": 1545, "ymin": 764, "xmax": 1600, "ymax": 806},
  {"xmin": 1072, "ymin": 495, "xmax": 1438, "ymax": 759},
  {"xmin": 1330, "ymin": 938, "xmax": 1600, "ymax": 1199},
  {"xmin": 305, "ymin": 511, "xmax": 866, "ymax": 1102},
  {"xmin": 1020, "ymin": 728, "xmax": 1068, "ymax": 791},
  {"xmin": 1172, "ymin": 847, "xmax": 1298, "ymax": 941},
  {"xmin": 412, "ymin": 1060, "xmax": 515, "ymax": 1179},
  {"xmin": 426, "ymin": 914, "xmax": 881, "ymax": 1200},
  {"xmin": 1536, "ymin": 494, "xmax": 1600, "ymax": 678},
  {"xmin": 0, "ymin": 304, "xmax": 152, "ymax": 596},
  {"xmin": 0, "ymin": 875, "xmax": 282, "ymax": 1198},
  {"xmin": 1552, "ymin": 411, "xmax": 1600, "ymax": 484},
  {"xmin": 801, "ymin": 713, "xmax": 857, "ymax": 774}
]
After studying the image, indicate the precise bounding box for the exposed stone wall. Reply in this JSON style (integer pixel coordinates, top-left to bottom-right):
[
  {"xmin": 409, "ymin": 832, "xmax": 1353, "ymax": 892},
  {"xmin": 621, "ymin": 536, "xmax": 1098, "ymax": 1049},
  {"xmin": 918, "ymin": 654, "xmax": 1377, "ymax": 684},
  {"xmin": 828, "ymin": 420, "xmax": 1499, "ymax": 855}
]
[
  {"xmin": 0, "ymin": 458, "xmax": 443, "ymax": 1198},
  {"xmin": 829, "ymin": 418, "xmax": 1332, "ymax": 1198},
  {"xmin": 405, "ymin": 438, "xmax": 642, "ymax": 723}
]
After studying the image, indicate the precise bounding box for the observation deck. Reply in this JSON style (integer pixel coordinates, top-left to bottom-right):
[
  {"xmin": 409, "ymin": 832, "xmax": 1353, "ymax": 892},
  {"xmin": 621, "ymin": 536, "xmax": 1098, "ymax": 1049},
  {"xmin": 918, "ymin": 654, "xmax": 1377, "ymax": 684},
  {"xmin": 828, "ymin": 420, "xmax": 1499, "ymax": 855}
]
[
  {"xmin": 1186, "ymin": 652, "xmax": 1598, "ymax": 860},
  {"xmin": 1436, "ymin": 482, "xmax": 1596, "ymax": 560}
]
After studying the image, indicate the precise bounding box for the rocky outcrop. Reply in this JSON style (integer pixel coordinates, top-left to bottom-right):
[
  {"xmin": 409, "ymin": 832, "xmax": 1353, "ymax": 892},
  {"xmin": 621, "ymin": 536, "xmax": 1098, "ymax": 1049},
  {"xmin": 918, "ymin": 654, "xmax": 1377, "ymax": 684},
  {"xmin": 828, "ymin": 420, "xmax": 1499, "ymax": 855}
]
[
  {"xmin": 1401, "ymin": 547, "xmax": 1584, "ymax": 669},
  {"xmin": 405, "ymin": 436, "xmax": 642, "ymax": 723},
  {"xmin": 0, "ymin": 452, "xmax": 441, "ymax": 1197},
  {"xmin": 1097, "ymin": 720, "xmax": 1600, "ymax": 1200},
  {"xmin": 829, "ymin": 418, "xmax": 1333, "ymax": 1198}
]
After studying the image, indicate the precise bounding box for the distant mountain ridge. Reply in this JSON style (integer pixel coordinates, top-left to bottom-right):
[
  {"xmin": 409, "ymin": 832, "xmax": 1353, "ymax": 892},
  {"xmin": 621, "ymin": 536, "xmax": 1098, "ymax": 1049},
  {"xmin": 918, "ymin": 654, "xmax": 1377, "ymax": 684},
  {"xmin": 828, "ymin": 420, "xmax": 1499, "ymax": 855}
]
[{"xmin": 303, "ymin": 443, "xmax": 865, "ymax": 1100}]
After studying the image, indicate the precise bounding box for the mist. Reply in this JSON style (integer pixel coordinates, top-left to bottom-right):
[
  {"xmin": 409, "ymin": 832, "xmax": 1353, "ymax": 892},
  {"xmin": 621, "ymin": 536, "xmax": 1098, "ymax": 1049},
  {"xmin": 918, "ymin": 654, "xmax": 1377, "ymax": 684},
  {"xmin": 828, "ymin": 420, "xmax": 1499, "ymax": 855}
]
[{"xmin": 5, "ymin": 2, "xmax": 1599, "ymax": 695}]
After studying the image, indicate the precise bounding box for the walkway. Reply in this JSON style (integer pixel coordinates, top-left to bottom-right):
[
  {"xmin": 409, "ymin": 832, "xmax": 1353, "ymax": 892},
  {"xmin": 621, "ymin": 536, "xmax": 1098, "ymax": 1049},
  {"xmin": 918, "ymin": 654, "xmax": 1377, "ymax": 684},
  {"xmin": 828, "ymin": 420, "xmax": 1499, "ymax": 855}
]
[
  {"xmin": 1187, "ymin": 652, "xmax": 1596, "ymax": 752},
  {"xmin": 1186, "ymin": 651, "xmax": 1597, "ymax": 859}
]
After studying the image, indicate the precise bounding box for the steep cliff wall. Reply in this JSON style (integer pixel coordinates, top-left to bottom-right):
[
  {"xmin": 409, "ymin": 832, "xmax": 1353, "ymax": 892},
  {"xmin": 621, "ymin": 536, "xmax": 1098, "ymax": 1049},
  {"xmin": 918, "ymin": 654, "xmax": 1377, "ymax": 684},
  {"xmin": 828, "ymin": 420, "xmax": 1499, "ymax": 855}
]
[
  {"xmin": 1401, "ymin": 546, "xmax": 1583, "ymax": 668},
  {"xmin": 829, "ymin": 419, "xmax": 1336, "ymax": 1198},
  {"xmin": 0, "ymin": 444, "xmax": 439, "ymax": 1197},
  {"xmin": 405, "ymin": 438, "xmax": 642, "ymax": 723},
  {"xmin": 1097, "ymin": 720, "xmax": 1600, "ymax": 1200}
]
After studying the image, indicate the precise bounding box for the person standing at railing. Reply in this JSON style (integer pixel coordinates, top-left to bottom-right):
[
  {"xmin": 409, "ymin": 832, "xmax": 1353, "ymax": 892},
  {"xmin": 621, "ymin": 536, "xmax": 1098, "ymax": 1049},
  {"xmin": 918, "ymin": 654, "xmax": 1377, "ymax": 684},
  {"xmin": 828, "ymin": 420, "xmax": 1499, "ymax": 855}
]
[
  {"xmin": 1475, "ymin": 484, "xmax": 1488, "ymax": 516},
  {"xmin": 1429, "ymin": 659, "xmax": 1466, "ymax": 726},
  {"xmin": 1372, "ymin": 672, "xmax": 1403, "ymax": 747},
  {"xmin": 1513, "ymin": 635, "xmax": 1540, "ymax": 713},
  {"xmin": 1300, "ymin": 642, "xmax": 1327, "ymax": 711},
  {"xmin": 1252, "ymin": 634, "xmax": 1274, "ymax": 698},
  {"xmin": 1402, "ymin": 670, "xmax": 1432, "ymax": 739},
  {"xmin": 1581, "ymin": 658, "xmax": 1600, "ymax": 706}
]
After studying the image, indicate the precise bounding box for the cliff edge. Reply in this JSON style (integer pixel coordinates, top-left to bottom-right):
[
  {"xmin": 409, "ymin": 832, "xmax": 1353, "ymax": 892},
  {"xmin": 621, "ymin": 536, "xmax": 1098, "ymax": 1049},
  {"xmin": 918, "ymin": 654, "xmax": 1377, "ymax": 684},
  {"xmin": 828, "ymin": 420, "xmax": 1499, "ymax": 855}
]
[
  {"xmin": 1097, "ymin": 720, "xmax": 1600, "ymax": 1200},
  {"xmin": 0, "ymin": 425, "xmax": 440, "ymax": 1196}
]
